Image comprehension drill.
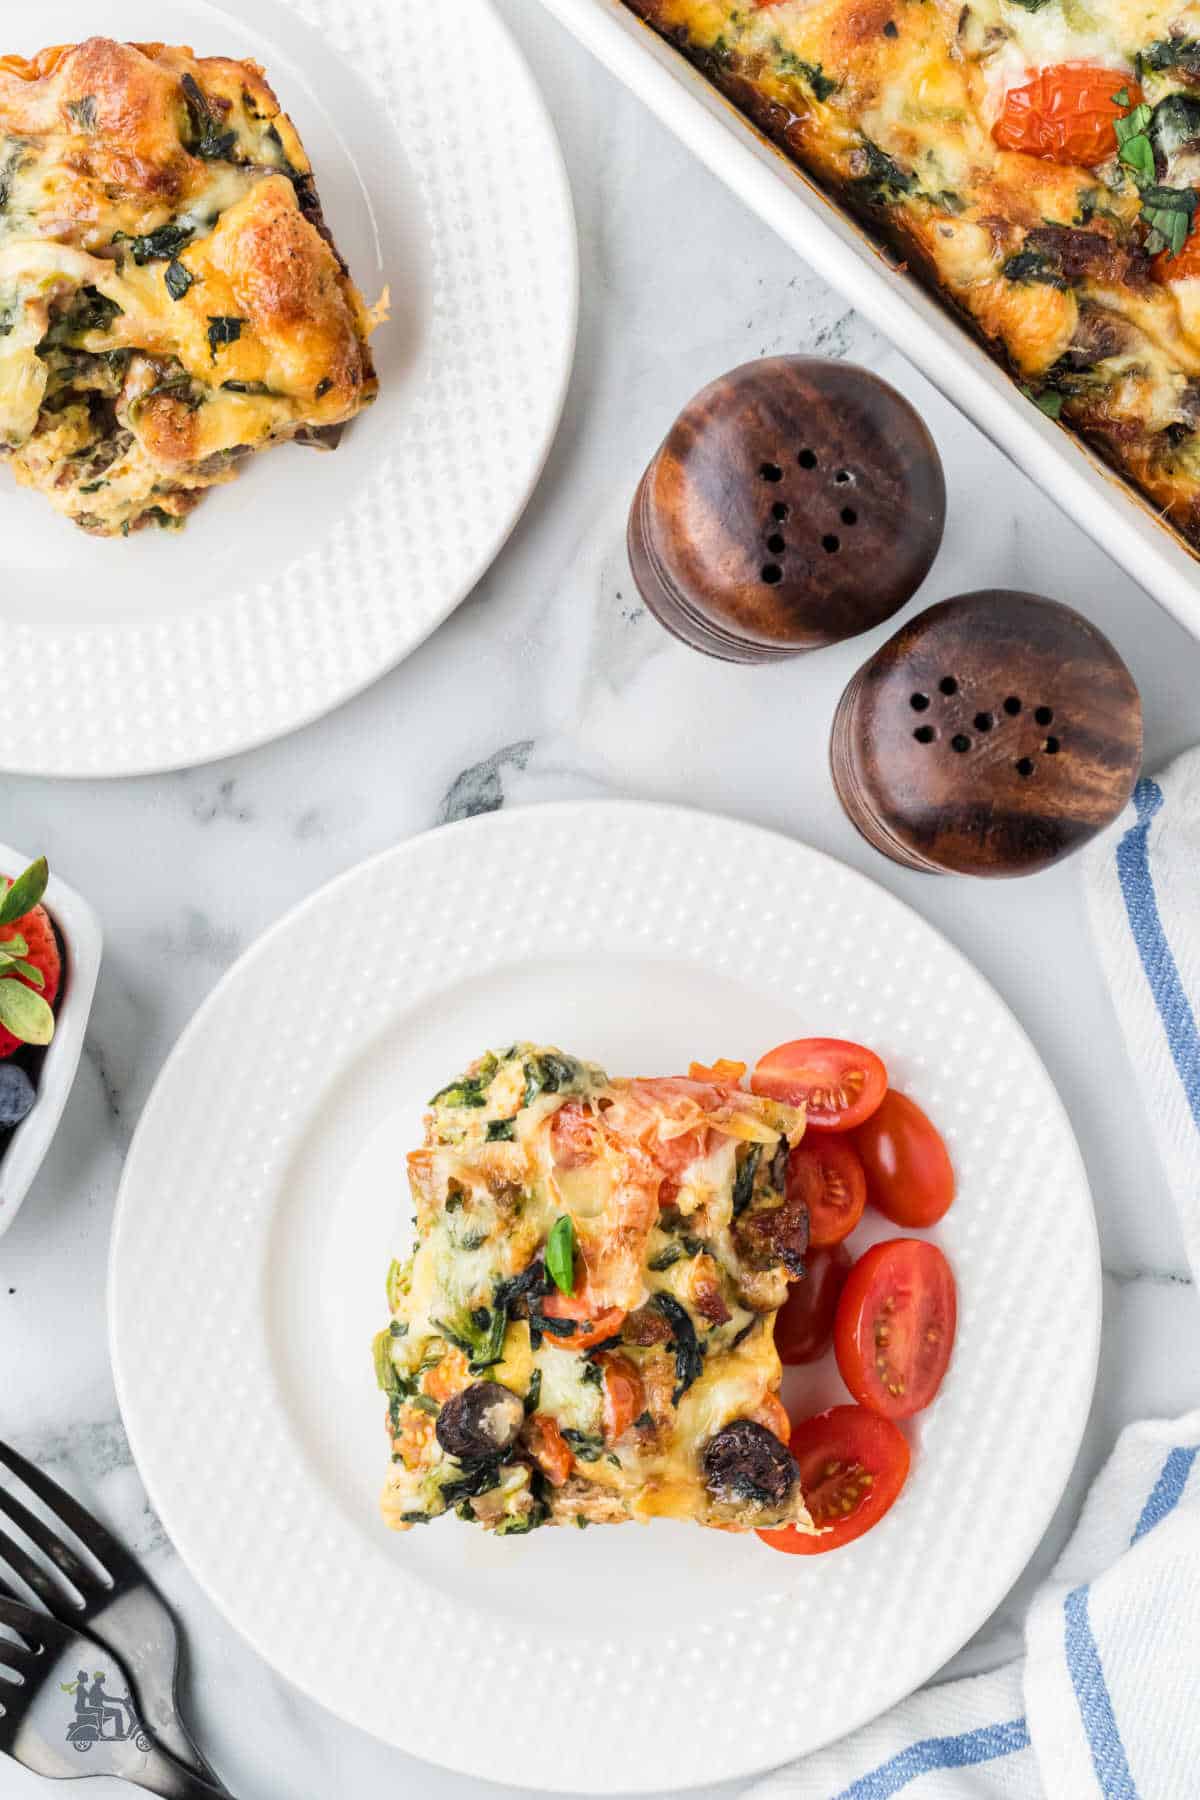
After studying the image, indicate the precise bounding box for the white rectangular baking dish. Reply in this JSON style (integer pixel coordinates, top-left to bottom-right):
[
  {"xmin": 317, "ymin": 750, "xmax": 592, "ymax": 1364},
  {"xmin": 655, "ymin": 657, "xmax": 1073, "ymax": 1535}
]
[{"xmin": 538, "ymin": 0, "xmax": 1200, "ymax": 638}]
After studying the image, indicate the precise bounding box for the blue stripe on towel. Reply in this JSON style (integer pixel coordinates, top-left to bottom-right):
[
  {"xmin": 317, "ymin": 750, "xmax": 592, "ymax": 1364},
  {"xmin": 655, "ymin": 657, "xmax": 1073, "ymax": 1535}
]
[
  {"xmin": 1132, "ymin": 1446, "xmax": 1198, "ymax": 1545},
  {"xmin": 1115, "ymin": 778, "xmax": 1200, "ymax": 1135},
  {"xmin": 1064, "ymin": 1586, "xmax": 1138, "ymax": 1798},
  {"xmin": 832, "ymin": 1718, "xmax": 1030, "ymax": 1799}
]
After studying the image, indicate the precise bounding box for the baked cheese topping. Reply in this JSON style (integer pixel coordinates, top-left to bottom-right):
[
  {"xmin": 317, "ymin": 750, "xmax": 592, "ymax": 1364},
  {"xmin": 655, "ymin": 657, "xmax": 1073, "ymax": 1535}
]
[
  {"xmin": 627, "ymin": 0, "xmax": 1200, "ymax": 552},
  {"xmin": 0, "ymin": 38, "xmax": 382, "ymax": 535},
  {"xmin": 378, "ymin": 1045, "xmax": 817, "ymax": 1536}
]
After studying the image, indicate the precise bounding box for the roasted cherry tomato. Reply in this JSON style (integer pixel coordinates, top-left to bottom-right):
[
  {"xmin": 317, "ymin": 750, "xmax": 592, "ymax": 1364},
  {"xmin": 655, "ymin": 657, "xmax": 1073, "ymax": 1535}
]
[
  {"xmin": 774, "ymin": 1244, "xmax": 853, "ymax": 1364},
  {"xmin": 835, "ymin": 1239, "xmax": 957, "ymax": 1419},
  {"xmin": 756, "ymin": 1405, "xmax": 910, "ymax": 1554},
  {"xmin": 787, "ymin": 1137, "xmax": 867, "ymax": 1248},
  {"xmin": 854, "ymin": 1090, "xmax": 955, "ymax": 1228},
  {"xmin": 523, "ymin": 1414, "xmax": 573, "ymax": 1486},
  {"xmin": 993, "ymin": 66, "xmax": 1142, "ymax": 167},
  {"xmin": 541, "ymin": 1289, "xmax": 627, "ymax": 1352},
  {"xmin": 751, "ymin": 1037, "xmax": 888, "ymax": 1131},
  {"xmin": 599, "ymin": 1354, "xmax": 645, "ymax": 1441},
  {"xmin": 1152, "ymin": 225, "xmax": 1200, "ymax": 282}
]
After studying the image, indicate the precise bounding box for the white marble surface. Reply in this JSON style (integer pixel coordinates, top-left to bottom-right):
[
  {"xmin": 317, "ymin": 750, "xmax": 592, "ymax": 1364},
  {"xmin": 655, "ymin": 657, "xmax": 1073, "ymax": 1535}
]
[{"xmin": 3, "ymin": 3, "xmax": 1200, "ymax": 1796}]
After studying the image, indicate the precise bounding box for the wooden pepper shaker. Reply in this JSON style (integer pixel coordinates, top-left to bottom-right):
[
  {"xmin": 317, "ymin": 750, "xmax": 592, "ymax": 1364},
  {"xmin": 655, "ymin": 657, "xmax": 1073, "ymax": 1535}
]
[
  {"xmin": 830, "ymin": 591, "xmax": 1143, "ymax": 876},
  {"xmin": 628, "ymin": 356, "xmax": 946, "ymax": 661}
]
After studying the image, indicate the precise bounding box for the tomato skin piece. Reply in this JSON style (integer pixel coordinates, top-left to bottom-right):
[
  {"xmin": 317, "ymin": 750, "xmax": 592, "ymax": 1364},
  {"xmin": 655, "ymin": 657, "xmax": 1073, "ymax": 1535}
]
[
  {"xmin": 599, "ymin": 1354, "xmax": 645, "ymax": 1441},
  {"xmin": 1152, "ymin": 227, "xmax": 1200, "ymax": 283},
  {"xmin": 854, "ymin": 1090, "xmax": 955, "ymax": 1228},
  {"xmin": 540, "ymin": 1290, "xmax": 627, "ymax": 1352},
  {"xmin": 756, "ymin": 1406, "xmax": 910, "ymax": 1554},
  {"xmin": 751, "ymin": 1037, "xmax": 888, "ymax": 1131},
  {"xmin": 688, "ymin": 1058, "xmax": 747, "ymax": 1083},
  {"xmin": 787, "ymin": 1137, "xmax": 867, "ymax": 1248},
  {"xmin": 524, "ymin": 1414, "xmax": 573, "ymax": 1487},
  {"xmin": 993, "ymin": 66, "xmax": 1142, "ymax": 168},
  {"xmin": 774, "ymin": 1244, "xmax": 853, "ymax": 1364},
  {"xmin": 835, "ymin": 1239, "xmax": 957, "ymax": 1419}
]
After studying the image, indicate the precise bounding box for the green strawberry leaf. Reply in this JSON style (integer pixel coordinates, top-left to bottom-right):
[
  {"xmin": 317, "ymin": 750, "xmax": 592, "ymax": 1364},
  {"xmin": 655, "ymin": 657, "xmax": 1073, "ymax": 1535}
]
[
  {"xmin": 0, "ymin": 857, "xmax": 48, "ymax": 927},
  {"xmin": 0, "ymin": 936, "xmax": 29, "ymax": 961},
  {"xmin": 9, "ymin": 960, "xmax": 43, "ymax": 988},
  {"xmin": 0, "ymin": 978, "xmax": 54, "ymax": 1045}
]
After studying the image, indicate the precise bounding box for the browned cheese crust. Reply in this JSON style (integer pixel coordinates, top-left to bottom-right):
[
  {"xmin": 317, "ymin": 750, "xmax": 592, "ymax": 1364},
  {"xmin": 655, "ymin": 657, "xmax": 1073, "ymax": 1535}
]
[{"xmin": 0, "ymin": 38, "xmax": 384, "ymax": 534}]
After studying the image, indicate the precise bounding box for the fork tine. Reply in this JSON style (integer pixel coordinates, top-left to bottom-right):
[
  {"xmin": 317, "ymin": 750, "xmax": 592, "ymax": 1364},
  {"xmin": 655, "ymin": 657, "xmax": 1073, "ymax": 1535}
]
[
  {"xmin": 0, "ymin": 1596, "xmax": 45, "ymax": 1650},
  {"xmin": 0, "ymin": 1440, "xmax": 130, "ymax": 1579},
  {"xmin": 0, "ymin": 1522, "xmax": 78, "ymax": 1613},
  {"xmin": 0, "ymin": 1482, "xmax": 107, "ymax": 1602}
]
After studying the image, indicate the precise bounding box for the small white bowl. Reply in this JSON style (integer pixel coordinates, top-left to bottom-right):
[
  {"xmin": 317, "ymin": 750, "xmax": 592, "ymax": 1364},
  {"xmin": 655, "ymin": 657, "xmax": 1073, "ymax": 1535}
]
[{"xmin": 0, "ymin": 844, "xmax": 102, "ymax": 1240}]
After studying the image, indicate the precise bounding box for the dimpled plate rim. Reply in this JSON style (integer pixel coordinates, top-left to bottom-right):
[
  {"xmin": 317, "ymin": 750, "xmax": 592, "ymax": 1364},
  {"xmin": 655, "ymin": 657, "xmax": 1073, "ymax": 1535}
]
[
  {"xmin": 0, "ymin": 0, "xmax": 577, "ymax": 779},
  {"xmin": 108, "ymin": 800, "xmax": 1100, "ymax": 1793}
]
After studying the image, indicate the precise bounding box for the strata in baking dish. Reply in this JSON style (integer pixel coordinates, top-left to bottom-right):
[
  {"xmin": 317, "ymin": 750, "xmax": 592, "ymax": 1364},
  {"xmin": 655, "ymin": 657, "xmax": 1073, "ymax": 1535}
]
[
  {"xmin": 625, "ymin": 0, "xmax": 1200, "ymax": 555},
  {"xmin": 0, "ymin": 38, "xmax": 384, "ymax": 536},
  {"xmin": 377, "ymin": 1044, "xmax": 816, "ymax": 1535}
]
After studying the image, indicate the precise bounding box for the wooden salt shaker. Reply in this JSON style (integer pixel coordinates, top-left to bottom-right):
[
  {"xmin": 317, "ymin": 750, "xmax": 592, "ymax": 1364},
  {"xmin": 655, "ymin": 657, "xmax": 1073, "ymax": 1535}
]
[
  {"xmin": 628, "ymin": 356, "xmax": 946, "ymax": 661},
  {"xmin": 831, "ymin": 591, "xmax": 1143, "ymax": 876}
]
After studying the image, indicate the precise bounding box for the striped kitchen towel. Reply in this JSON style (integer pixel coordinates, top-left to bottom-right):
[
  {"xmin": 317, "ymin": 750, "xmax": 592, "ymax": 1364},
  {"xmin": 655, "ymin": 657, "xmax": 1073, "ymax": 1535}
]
[{"xmin": 746, "ymin": 752, "xmax": 1200, "ymax": 1800}]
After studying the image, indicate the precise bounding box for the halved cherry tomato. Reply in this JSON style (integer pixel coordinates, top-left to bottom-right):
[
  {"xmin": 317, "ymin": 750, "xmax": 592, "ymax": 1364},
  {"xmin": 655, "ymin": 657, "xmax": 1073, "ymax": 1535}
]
[
  {"xmin": 541, "ymin": 1289, "xmax": 627, "ymax": 1352},
  {"xmin": 688, "ymin": 1058, "xmax": 747, "ymax": 1084},
  {"xmin": 523, "ymin": 1414, "xmax": 573, "ymax": 1487},
  {"xmin": 756, "ymin": 1405, "xmax": 910, "ymax": 1554},
  {"xmin": 599, "ymin": 1354, "xmax": 645, "ymax": 1441},
  {"xmin": 787, "ymin": 1137, "xmax": 867, "ymax": 1248},
  {"xmin": 1152, "ymin": 225, "xmax": 1200, "ymax": 283},
  {"xmin": 834, "ymin": 1239, "xmax": 956, "ymax": 1419},
  {"xmin": 751, "ymin": 1038, "xmax": 888, "ymax": 1131},
  {"xmin": 853, "ymin": 1090, "xmax": 955, "ymax": 1228},
  {"xmin": 993, "ymin": 66, "xmax": 1142, "ymax": 168},
  {"xmin": 774, "ymin": 1244, "xmax": 853, "ymax": 1364}
]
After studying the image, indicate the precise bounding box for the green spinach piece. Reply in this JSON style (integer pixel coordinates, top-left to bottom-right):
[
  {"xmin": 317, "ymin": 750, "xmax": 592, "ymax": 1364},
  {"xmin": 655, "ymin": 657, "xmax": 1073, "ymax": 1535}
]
[
  {"xmin": 207, "ymin": 316, "xmax": 246, "ymax": 361},
  {"xmin": 545, "ymin": 1215, "xmax": 576, "ymax": 1295},
  {"xmin": 115, "ymin": 223, "xmax": 195, "ymax": 266},
  {"xmin": 1002, "ymin": 249, "xmax": 1069, "ymax": 288},
  {"xmin": 732, "ymin": 1144, "xmax": 762, "ymax": 1216},
  {"xmin": 651, "ymin": 1293, "xmax": 704, "ymax": 1404},
  {"xmin": 164, "ymin": 261, "xmax": 194, "ymax": 302}
]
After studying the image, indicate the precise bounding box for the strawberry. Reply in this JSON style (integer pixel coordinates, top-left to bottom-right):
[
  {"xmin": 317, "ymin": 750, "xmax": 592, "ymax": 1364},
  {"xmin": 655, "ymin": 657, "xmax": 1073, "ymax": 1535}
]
[{"xmin": 0, "ymin": 859, "xmax": 60, "ymax": 1059}]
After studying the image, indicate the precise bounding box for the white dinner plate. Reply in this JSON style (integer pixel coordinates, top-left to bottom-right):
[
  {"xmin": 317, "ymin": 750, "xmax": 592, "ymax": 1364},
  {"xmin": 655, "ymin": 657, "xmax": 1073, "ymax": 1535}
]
[
  {"xmin": 0, "ymin": 0, "xmax": 576, "ymax": 778},
  {"xmin": 110, "ymin": 802, "xmax": 1100, "ymax": 1793}
]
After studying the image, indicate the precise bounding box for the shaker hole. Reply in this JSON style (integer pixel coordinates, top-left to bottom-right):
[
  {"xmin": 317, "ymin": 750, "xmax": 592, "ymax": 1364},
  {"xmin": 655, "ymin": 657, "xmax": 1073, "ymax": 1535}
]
[
  {"xmin": 1035, "ymin": 706, "xmax": 1054, "ymax": 726},
  {"xmin": 1004, "ymin": 696, "xmax": 1022, "ymax": 716},
  {"xmin": 910, "ymin": 693, "xmax": 930, "ymax": 712},
  {"xmin": 834, "ymin": 469, "xmax": 851, "ymax": 484},
  {"xmin": 1045, "ymin": 736, "xmax": 1061, "ymax": 754},
  {"xmin": 951, "ymin": 734, "xmax": 971, "ymax": 753},
  {"xmin": 762, "ymin": 564, "xmax": 783, "ymax": 585},
  {"xmin": 821, "ymin": 534, "xmax": 840, "ymax": 554},
  {"xmin": 913, "ymin": 726, "xmax": 936, "ymax": 744},
  {"xmin": 772, "ymin": 502, "xmax": 790, "ymax": 522},
  {"xmin": 939, "ymin": 676, "xmax": 958, "ymax": 696},
  {"xmin": 974, "ymin": 712, "xmax": 993, "ymax": 732},
  {"xmin": 1015, "ymin": 757, "xmax": 1035, "ymax": 778},
  {"xmin": 767, "ymin": 533, "xmax": 786, "ymax": 555},
  {"xmin": 760, "ymin": 462, "xmax": 783, "ymax": 483},
  {"xmin": 840, "ymin": 508, "xmax": 858, "ymax": 526},
  {"xmin": 798, "ymin": 449, "xmax": 818, "ymax": 469}
]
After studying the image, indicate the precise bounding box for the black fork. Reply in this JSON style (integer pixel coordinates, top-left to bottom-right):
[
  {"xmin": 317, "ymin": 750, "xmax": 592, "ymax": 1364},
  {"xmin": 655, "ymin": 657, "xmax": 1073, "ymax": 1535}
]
[
  {"xmin": 0, "ymin": 1595, "xmax": 228, "ymax": 1795},
  {"xmin": 0, "ymin": 1439, "xmax": 225, "ymax": 1791}
]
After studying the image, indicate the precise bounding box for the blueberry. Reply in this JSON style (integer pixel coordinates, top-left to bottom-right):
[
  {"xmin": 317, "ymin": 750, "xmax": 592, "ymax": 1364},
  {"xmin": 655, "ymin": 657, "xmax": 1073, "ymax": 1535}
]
[{"xmin": 0, "ymin": 1064, "xmax": 36, "ymax": 1129}]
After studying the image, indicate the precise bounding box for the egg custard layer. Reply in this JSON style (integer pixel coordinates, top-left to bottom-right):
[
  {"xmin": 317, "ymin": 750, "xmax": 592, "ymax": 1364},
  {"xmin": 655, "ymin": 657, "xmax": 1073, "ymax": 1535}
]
[
  {"xmin": 378, "ymin": 1045, "xmax": 817, "ymax": 1536},
  {"xmin": 0, "ymin": 38, "xmax": 382, "ymax": 535},
  {"xmin": 627, "ymin": 0, "xmax": 1200, "ymax": 552}
]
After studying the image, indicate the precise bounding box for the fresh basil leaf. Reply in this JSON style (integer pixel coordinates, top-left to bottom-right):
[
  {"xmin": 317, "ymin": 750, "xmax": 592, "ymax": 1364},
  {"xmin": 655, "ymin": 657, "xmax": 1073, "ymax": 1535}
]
[
  {"xmin": 545, "ymin": 1214, "xmax": 576, "ymax": 1296},
  {"xmin": 0, "ymin": 858, "xmax": 48, "ymax": 926}
]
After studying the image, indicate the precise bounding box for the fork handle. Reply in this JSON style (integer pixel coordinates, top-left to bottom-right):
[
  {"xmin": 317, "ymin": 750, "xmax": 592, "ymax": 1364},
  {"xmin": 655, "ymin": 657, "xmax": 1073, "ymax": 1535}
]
[{"xmin": 130, "ymin": 1742, "xmax": 237, "ymax": 1800}]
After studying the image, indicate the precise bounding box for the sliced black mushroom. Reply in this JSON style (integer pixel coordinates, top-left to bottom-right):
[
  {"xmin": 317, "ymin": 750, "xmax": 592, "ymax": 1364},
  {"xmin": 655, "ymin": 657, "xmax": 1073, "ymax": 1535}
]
[
  {"xmin": 435, "ymin": 1382, "xmax": 525, "ymax": 1464},
  {"xmin": 702, "ymin": 1419, "xmax": 799, "ymax": 1507}
]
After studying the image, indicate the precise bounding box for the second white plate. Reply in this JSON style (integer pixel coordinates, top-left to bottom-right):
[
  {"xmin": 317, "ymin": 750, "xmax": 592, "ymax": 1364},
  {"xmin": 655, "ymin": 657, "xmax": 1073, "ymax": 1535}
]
[
  {"xmin": 0, "ymin": 0, "xmax": 576, "ymax": 777},
  {"xmin": 109, "ymin": 802, "xmax": 1100, "ymax": 1792}
]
